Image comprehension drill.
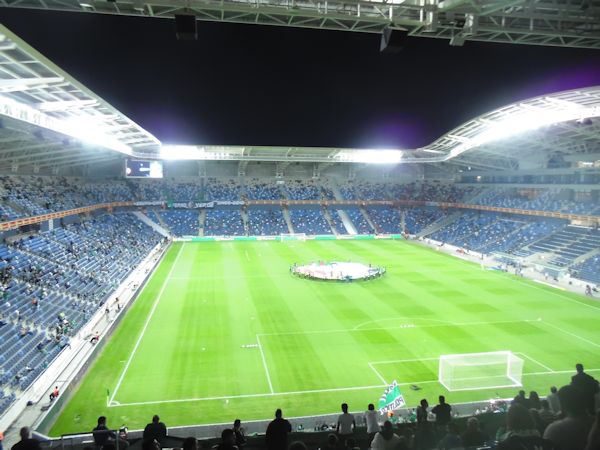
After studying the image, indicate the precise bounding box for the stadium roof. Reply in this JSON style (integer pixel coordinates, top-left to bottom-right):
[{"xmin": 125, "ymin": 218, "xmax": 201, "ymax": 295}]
[
  {"xmin": 2, "ymin": 0, "xmax": 600, "ymax": 49},
  {"xmin": 0, "ymin": 23, "xmax": 599, "ymax": 173}
]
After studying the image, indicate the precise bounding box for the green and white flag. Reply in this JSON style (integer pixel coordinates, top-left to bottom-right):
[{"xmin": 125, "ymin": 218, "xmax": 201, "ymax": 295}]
[{"xmin": 378, "ymin": 380, "xmax": 405, "ymax": 415}]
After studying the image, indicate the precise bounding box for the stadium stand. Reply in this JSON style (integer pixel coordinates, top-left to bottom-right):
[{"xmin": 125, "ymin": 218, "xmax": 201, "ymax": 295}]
[
  {"xmin": 247, "ymin": 208, "xmax": 288, "ymax": 235},
  {"xmin": 0, "ymin": 213, "xmax": 162, "ymax": 415},
  {"xmin": 288, "ymin": 208, "xmax": 332, "ymax": 234},
  {"xmin": 245, "ymin": 180, "xmax": 283, "ymax": 200},
  {"xmin": 159, "ymin": 210, "xmax": 200, "ymax": 236},
  {"xmin": 366, "ymin": 207, "xmax": 402, "ymax": 234},
  {"xmin": 205, "ymin": 179, "xmax": 241, "ymax": 201},
  {"xmin": 204, "ymin": 210, "xmax": 245, "ymax": 236}
]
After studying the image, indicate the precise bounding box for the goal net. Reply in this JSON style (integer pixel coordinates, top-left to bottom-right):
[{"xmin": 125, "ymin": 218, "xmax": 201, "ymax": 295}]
[
  {"xmin": 280, "ymin": 233, "xmax": 307, "ymax": 241},
  {"xmin": 438, "ymin": 351, "xmax": 524, "ymax": 392}
]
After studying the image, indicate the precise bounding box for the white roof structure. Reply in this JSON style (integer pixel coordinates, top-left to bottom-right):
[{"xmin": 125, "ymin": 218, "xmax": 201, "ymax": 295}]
[
  {"xmin": 0, "ymin": 24, "xmax": 160, "ymax": 173},
  {"xmin": 1, "ymin": 0, "xmax": 600, "ymax": 49},
  {"xmin": 0, "ymin": 22, "xmax": 599, "ymax": 174}
]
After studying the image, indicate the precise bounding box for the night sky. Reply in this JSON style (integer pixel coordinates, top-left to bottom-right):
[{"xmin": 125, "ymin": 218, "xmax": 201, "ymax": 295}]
[{"xmin": 1, "ymin": 8, "xmax": 600, "ymax": 149}]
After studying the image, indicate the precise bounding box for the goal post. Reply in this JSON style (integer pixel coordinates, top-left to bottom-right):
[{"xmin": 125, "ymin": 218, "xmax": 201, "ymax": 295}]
[
  {"xmin": 438, "ymin": 351, "xmax": 524, "ymax": 392},
  {"xmin": 280, "ymin": 233, "xmax": 307, "ymax": 242}
]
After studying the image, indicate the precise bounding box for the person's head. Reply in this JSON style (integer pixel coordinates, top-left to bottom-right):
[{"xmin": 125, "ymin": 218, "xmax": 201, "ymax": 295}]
[
  {"xmin": 466, "ymin": 417, "xmax": 479, "ymax": 431},
  {"xmin": 344, "ymin": 437, "xmax": 357, "ymax": 449},
  {"xmin": 540, "ymin": 399, "xmax": 550, "ymax": 411},
  {"xmin": 518, "ymin": 390, "xmax": 526, "ymax": 397},
  {"xmin": 341, "ymin": 403, "xmax": 348, "ymax": 413},
  {"xmin": 152, "ymin": 415, "xmax": 160, "ymax": 424},
  {"xmin": 576, "ymin": 363, "xmax": 584, "ymax": 374},
  {"xmin": 233, "ymin": 419, "xmax": 241, "ymax": 429},
  {"xmin": 327, "ymin": 433, "xmax": 338, "ymax": 447},
  {"xmin": 97, "ymin": 416, "xmax": 107, "ymax": 426},
  {"xmin": 381, "ymin": 420, "xmax": 394, "ymax": 439},
  {"xmin": 275, "ymin": 409, "xmax": 282, "ymax": 419},
  {"xmin": 420, "ymin": 399, "xmax": 428, "ymax": 408},
  {"xmin": 182, "ymin": 437, "xmax": 198, "ymax": 450},
  {"xmin": 506, "ymin": 404, "xmax": 535, "ymax": 432},
  {"xmin": 558, "ymin": 384, "xmax": 587, "ymax": 416},
  {"xmin": 221, "ymin": 429, "xmax": 235, "ymax": 445},
  {"xmin": 19, "ymin": 427, "xmax": 30, "ymax": 441},
  {"xmin": 550, "ymin": 386, "xmax": 558, "ymax": 394},
  {"xmin": 368, "ymin": 403, "xmax": 375, "ymax": 411},
  {"xmin": 529, "ymin": 391, "xmax": 540, "ymax": 401},
  {"xmin": 288, "ymin": 442, "xmax": 308, "ymax": 450},
  {"xmin": 439, "ymin": 395, "xmax": 446, "ymax": 404}
]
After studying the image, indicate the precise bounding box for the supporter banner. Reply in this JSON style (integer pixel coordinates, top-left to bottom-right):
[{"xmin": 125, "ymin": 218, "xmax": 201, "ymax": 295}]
[
  {"xmin": 378, "ymin": 380, "xmax": 406, "ymax": 415},
  {"xmin": 167, "ymin": 200, "xmax": 245, "ymax": 209},
  {"xmin": 134, "ymin": 201, "xmax": 165, "ymax": 207}
]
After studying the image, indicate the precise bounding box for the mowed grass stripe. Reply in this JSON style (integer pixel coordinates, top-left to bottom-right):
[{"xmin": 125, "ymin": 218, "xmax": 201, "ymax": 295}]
[{"xmin": 49, "ymin": 240, "xmax": 600, "ymax": 435}]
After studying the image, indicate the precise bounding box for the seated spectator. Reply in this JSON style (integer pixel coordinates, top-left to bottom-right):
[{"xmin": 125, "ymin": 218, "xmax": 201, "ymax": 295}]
[
  {"xmin": 529, "ymin": 391, "xmax": 541, "ymax": 410},
  {"xmin": 182, "ymin": 437, "xmax": 198, "ymax": 450},
  {"xmin": 143, "ymin": 415, "xmax": 167, "ymax": 444},
  {"xmin": 437, "ymin": 422, "xmax": 461, "ymax": 450},
  {"xmin": 343, "ymin": 437, "xmax": 360, "ymax": 450},
  {"xmin": 370, "ymin": 420, "xmax": 405, "ymax": 450},
  {"xmin": 512, "ymin": 390, "xmax": 528, "ymax": 408},
  {"xmin": 544, "ymin": 385, "xmax": 594, "ymax": 450},
  {"xmin": 10, "ymin": 427, "xmax": 41, "ymax": 450},
  {"xmin": 211, "ymin": 429, "xmax": 238, "ymax": 450},
  {"xmin": 232, "ymin": 419, "xmax": 245, "ymax": 449},
  {"xmin": 496, "ymin": 404, "xmax": 557, "ymax": 450},
  {"xmin": 320, "ymin": 434, "xmax": 338, "ymax": 450},
  {"xmin": 461, "ymin": 417, "xmax": 487, "ymax": 448},
  {"xmin": 93, "ymin": 416, "xmax": 128, "ymax": 449},
  {"xmin": 537, "ymin": 400, "xmax": 556, "ymax": 431}
]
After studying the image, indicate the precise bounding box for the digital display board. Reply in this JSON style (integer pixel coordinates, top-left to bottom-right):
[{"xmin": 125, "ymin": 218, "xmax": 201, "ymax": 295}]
[{"xmin": 125, "ymin": 159, "xmax": 163, "ymax": 178}]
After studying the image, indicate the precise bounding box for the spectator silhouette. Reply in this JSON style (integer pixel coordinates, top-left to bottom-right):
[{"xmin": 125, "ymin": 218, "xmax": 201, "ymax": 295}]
[
  {"xmin": 365, "ymin": 403, "xmax": 380, "ymax": 439},
  {"xmin": 544, "ymin": 384, "xmax": 594, "ymax": 450},
  {"xmin": 529, "ymin": 391, "xmax": 541, "ymax": 410},
  {"xmin": 572, "ymin": 363, "xmax": 600, "ymax": 415},
  {"xmin": 232, "ymin": 419, "xmax": 246, "ymax": 449},
  {"xmin": 10, "ymin": 427, "xmax": 41, "ymax": 450},
  {"xmin": 461, "ymin": 417, "xmax": 487, "ymax": 448},
  {"xmin": 512, "ymin": 390, "xmax": 528, "ymax": 408},
  {"xmin": 416, "ymin": 399, "xmax": 429, "ymax": 428},
  {"xmin": 265, "ymin": 409, "xmax": 292, "ymax": 450},
  {"xmin": 370, "ymin": 420, "xmax": 405, "ymax": 450},
  {"xmin": 182, "ymin": 437, "xmax": 198, "ymax": 450},
  {"xmin": 336, "ymin": 403, "xmax": 355, "ymax": 437},
  {"xmin": 547, "ymin": 386, "xmax": 561, "ymax": 414},
  {"xmin": 211, "ymin": 429, "xmax": 238, "ymax": 450},
  {"xmin": 497, "ymin": 404, "xmax": 556, "ymax": 450},
  {"xmin": 92, "ymin": 416, "xmax": 128, "ymax": 449},
  {"xmin": 431, "ymin": 395, "xmax": 452, "ymax": 428},
  {"xmin": 143, "ymin": 415, "xmax": 167, "ymax": 444}
]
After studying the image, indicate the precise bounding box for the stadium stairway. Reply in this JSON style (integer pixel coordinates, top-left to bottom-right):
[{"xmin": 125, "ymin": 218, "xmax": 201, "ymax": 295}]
[
  {"xmin": 359, "ymin": 206, "xmax": 378, "ymax": 232},
  {"xmin": 336, "ymin": 209, "xmax": 357, "ymax": 234},
  {"xmin": 282, "ymin": 206, "xmax": 295, "ymax": 233},
  {"xmin": 321, "ymin": 207, "xmax": 340, "ymax": 235},
  {"xmin": 417, "ymin": 211, "xmax": 462, "ymax": 238},
  {"xmin": 241, "ymin": 208, "xmax": 250, "ymax": 235},
  {"xmin": 199, "ymin": 210, "xmax": 206, "ymax": 236},
  {"xmin": 132, "ymin": 211, "xmax": 170, "ymax": 237}
]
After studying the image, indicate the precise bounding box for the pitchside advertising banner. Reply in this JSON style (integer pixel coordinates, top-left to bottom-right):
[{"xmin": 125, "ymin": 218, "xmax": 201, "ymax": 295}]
[
  {"xmin": 133, "ymin": 201, "xmax": 244, "ymax": 208},
  {"xmin": 378, "ymin": 381, "xmax": 406, "ymax": 415}
]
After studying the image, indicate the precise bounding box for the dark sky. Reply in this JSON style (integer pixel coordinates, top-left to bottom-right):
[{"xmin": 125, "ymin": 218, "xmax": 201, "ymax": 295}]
[{"xmin": 1, "ymin": 8, "xmax": 600, "ymax": 149}]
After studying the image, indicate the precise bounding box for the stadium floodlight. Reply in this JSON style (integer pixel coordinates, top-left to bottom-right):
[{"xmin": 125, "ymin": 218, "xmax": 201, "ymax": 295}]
[
  {"xmin": 161, "ymin": 145, "xmax": 206, "ymax": 160},
  {"xmin": 337, "ymin": 149, "xmax": 403, "ymax": 164},
  {"xmin": 438, "ymin": 351, "xmax": 524, "ymax": 392}
]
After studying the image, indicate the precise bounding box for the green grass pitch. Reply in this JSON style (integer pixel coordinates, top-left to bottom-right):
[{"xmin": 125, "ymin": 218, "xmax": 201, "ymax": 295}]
[{"xmin": 49, "ymin": 240, "xmax": 600, "ymax": 435}]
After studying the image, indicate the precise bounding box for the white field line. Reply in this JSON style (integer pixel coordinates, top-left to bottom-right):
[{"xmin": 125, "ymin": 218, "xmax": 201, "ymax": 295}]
[
  {"xmin": 514, "ymin": 277, "xmax": 600, "ymax": 312},
  {"xmin": 370, "ymin": 357, "xmax": 440, "ymax": 365},
  {"xmin": 108, "ymin": 368, "xmax": 600, "ymax": 408},
  {"xmin": 256, "ymin": 334, "xmax": 275, "ymax": 394},
  {"xmin": 108, "ymin": 383, "xmax": 387, "ymax": 408},
  {"xmin": 368, "ymin": 362, "xmax": 388, "ymax": 385},
  {"xmin": 109, "ymin": 244, "xmax": 185, "ymax": 406},
  {"xmin": 257, "ymin": 318, "xmax": 538, "ymax": 337},
  {"xmin": 353, "ymin": 317, "xmax": 455, "ymax": 331},
  {"xmin": 540, "ymin": 320, "xmax": 600, "ymax": 349},
  {"xmin": 515, "ymin": 352, "xmax": 555, "ymax": 373}
]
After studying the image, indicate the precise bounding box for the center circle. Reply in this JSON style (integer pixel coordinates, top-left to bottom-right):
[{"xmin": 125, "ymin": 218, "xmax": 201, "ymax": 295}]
[{"xmin": 291, "ymin": 261, "xmax": 386, "ymax": 281}]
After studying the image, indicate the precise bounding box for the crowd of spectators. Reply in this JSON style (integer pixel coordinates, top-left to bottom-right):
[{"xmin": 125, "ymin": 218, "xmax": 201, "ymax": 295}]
[
  {"xmin": 289, "ymin": 209, "xmax": 332, "ymax": 234},
  {"xmin": 0, "ymin": 213, "xmax": 163, "ymax": 413},
  {"xmin": 205, "ymin": 210, "xmax": 245, "ymax": 236}
]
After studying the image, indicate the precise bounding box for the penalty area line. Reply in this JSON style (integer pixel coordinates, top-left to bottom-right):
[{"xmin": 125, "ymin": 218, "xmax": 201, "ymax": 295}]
[
  {"xmin": 256, "ymin": 334, "xmax": 274, "ymax": 394},
  {"xmin": 109, "ymin": 244, "xmax": 185, "ymax": 406}
]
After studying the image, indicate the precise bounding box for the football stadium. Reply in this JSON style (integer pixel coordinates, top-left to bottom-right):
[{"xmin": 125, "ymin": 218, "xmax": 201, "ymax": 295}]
[{"xmin": 0, "ymin": 3, "xmax": 600, "ymax": 450}]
